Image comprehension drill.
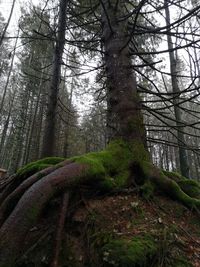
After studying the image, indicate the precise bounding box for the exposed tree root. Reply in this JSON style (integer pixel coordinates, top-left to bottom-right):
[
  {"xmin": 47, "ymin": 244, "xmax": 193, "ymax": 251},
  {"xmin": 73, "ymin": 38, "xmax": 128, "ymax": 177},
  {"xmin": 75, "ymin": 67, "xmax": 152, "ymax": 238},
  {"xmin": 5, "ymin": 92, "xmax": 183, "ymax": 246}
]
[
  {"xmin": 0, "ymin": 157, "xmax": 67, "ymax": 204},
  {"xmin": 0, "ymin": 140, "xmax": 200, "ymax": 267},
  {"xmin": 0, "ymin": 159, "xmax": 72, "ymax": 226},
  {"xmin": 0, "ymin": 162, "xmax": 87, "ymax": 267},
  {"xmin": 141, "ymin": 162, "xmax": 200, "ymax": 209}
]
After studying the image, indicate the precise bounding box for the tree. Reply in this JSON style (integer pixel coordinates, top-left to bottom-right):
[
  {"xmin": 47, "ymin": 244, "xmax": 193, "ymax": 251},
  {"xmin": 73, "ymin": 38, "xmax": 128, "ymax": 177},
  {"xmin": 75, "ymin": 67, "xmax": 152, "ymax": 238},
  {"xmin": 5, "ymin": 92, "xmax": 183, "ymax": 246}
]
[
  {"xmin": 1, "ymin": 1, "xmax": 200, "ymax": 266},
  {"xmin": 164, "ymin": 0, "xmax": 190, "ymax": 178},
  {"xmin": 0, "ymin": 6, "xmax": 54, "ymax": 172},
  {"xmin": 0, "ymin": 12, "xmax": 9, "ymax": 76},
  {"xmin": 41, "ymin": 0, "xmax": 68, "ymax": 157}
]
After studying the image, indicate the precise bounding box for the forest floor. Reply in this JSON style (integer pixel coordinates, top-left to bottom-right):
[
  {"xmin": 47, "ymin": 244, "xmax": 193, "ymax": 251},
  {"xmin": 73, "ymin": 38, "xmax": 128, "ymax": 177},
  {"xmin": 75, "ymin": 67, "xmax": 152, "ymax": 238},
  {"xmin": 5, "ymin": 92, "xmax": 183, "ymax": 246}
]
[{"xmin": 15, "ymin": 189, "xmax": 200, "ymax": 267}]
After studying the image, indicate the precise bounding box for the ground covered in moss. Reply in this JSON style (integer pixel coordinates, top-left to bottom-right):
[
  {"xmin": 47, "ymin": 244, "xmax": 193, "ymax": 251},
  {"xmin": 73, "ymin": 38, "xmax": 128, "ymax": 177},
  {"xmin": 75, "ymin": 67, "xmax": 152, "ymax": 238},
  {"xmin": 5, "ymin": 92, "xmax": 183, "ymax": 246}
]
[{"xmin": 15, "ymin": 189, "xmax": 200, "ymax": 267}]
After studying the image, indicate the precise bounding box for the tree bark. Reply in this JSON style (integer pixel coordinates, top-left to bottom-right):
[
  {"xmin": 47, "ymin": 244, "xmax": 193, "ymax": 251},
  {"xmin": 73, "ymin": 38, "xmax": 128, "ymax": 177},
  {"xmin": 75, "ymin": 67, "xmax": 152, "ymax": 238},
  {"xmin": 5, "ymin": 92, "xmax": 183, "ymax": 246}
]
[
  {"xmin": 0, "ymin": 28, "xmax": 19, "ymax": 119},
  {"xmin": 41, "ymin": 0, "xmax": 68, "ymax": 157},
  {"xmin": 164, "ymin": 0, "xmax": 190, "ymax": 178},
  {"xmin": 0, "ymin": 162, "xmax": 87, "ymax": 267},
  {"xmin": 101, "ymin": 0, "xmax": 146, "ymax": 145},
  {"xmin": 50, "ymin": 193, "xmax": 69, "ymax": 267},
  {"xmin": 0, "ymin": 160, "xmax": 72, "ymax": 226},
  {"xmin": 0, "ymin": 91, "xmax": 16, "ymax": 164}
]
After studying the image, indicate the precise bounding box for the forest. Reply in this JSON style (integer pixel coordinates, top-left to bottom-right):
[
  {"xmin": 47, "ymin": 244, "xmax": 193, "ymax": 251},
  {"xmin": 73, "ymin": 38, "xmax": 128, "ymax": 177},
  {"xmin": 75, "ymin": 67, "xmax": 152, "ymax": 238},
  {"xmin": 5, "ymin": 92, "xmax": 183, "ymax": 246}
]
[{"xmin": 0, "ymin": 0, "xmax": 200, "ymax": 266}]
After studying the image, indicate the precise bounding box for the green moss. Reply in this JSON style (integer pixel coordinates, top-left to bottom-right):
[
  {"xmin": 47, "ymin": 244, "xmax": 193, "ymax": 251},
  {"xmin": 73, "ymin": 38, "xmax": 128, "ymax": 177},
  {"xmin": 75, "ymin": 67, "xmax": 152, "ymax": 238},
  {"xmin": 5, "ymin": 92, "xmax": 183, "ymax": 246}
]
[
  {"xmin": 16, "ymin": 140, "xmax": 149, "ymax": 193},
  {"xmin": 141, "ymin": 161, "xmax": 155, "ymax": 178},
  {"xmin": 98, "ymin": 176, "xmax": 116, "ymax": 192},
  {"xmin": 72, "ymin": 154, "xmax": 106, "ymax": 180},
  {"xmin": 130, "ymin": 141, "xmax": 150, "ymax": 163},
  {"xmin": 17, "ymin": 163, "xmax": 51, "ymax": 178},
  {"xmin": 116, "ymin": 170, "xmax": 130, "ymax": 186},
  {"xmin": 34, "ymin": 157, "xmax": 65, "ymax": 165},
  {"xmin": 177, "ymin": 180, "xmax": 200, "ymax": 199},
  {"xmin": 172, "ymin": 257, "xmax": 193, "ymax": 267},
  {"xmin": 90, "ymin": 230, "xmax": 114, "ymax": 248},
  {"xmin": 163, "ymin": 171, "xmax": 187, "ymax": 182},
  {"xmin": 72, "ymin": 140, "xmax": 135, "ymax": 189},
  {"xmin": 140, "ymin": 180, "xmax": 155, "ymax": 200},
  {"xmin": 17, "ymin": 157, "xmax": 65, "ymax": 178},
  {"xmin": 140, "ymin": 163, "xmax": 200, "ymax": 209},
  {"xmin": 106, "ymin": 140, "xmax": 135, "ymax": 172},
  {"xmin": 102, "ymin": 235, "xmax": 157, "ymax": 267}
]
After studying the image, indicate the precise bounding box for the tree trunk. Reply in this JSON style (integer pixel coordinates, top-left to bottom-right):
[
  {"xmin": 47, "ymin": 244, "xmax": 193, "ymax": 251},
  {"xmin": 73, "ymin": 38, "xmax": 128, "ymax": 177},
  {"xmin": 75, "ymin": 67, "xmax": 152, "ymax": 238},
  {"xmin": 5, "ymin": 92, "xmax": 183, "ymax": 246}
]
[
  {"xmin": 0, "ymin": 91, "xmax": 16, "ymax": 164},
  {"xmin": 41, "ymin": 0, "xmax": 68, "ymax": 157},
  {"xmin": 102, "ymin": 0, "xmax": 146, "ymax": 144},
  {"xmin": 164, "ymin": 0, "xmax": 190, "ymax": 178},
  {"xmin": 0, "ymin": 29, "xmax": 19, "ymax": 119}
]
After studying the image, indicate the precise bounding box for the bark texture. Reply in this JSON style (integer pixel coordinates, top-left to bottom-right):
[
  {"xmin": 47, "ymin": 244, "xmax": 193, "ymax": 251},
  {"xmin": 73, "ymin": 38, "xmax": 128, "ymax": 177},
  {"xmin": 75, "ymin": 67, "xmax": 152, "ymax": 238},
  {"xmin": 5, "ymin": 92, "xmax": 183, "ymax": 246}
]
[
  {"xmin": 0, "ymin": 159, "xmax": 71, "ymax": 226},
  {"xmin": 102, "ymin": 0, "xmax": 146, "ymax": 144},
  {"xmin": 50, "ymin": 193, "xmax": 69, "ymax": 267},
  {"xmin": 0, "ymin": 162, "xmax": 87, "ymax": 267}
]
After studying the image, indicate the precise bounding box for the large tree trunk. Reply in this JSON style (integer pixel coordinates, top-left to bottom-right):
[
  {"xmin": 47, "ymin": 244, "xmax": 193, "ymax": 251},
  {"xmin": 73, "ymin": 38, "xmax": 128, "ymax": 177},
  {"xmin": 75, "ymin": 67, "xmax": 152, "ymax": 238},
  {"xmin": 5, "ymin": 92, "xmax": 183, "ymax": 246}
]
[
  {"xmin": 41, "ymin": 0, "xmax": 68, "ymax": 157},
  {"xmin": 102, "ymin": 0, "xmax": 146, "ymax": 144}
]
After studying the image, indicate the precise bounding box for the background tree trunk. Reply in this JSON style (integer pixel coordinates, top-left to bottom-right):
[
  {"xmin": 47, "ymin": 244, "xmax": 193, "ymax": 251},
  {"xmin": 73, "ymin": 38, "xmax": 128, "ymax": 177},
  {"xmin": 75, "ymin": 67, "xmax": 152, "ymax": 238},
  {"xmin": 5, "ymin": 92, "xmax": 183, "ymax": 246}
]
[
  {"xmin": 41, "ymin": 0, "xmax": 68, "ymax": 157},
  {"xmin": 164, "ymin": 0, "xmax": 190, "ymax": 178}
]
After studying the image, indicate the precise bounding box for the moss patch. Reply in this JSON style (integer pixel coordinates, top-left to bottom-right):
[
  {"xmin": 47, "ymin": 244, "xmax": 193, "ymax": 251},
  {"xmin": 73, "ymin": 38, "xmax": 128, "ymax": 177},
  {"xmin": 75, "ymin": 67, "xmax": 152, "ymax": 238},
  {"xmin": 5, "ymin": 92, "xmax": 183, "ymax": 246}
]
[
  {"xmin": 172, "ymin": 257, "xmax": 193, "ymax": 267},
  {"xmin": 140, "ymin": 180, "xmax": 155, "ymax": 200},
  {"xmin": 17, "ymin": 157, "xmax": 65, "ymax": 178},
  {"xmin": 163, "ymin": 171, "xmax": 187, "ymax": 182},
  {"xmin": 177, "ymin": 180, "xmax": 200, "ymax": 199},
  {"xmin": 71, "ymin": 140, "xmax": 135, "ymax": 190},
  {"xmin": 102, "ymin": 235, "xmax": 157, "ymax": 267}
]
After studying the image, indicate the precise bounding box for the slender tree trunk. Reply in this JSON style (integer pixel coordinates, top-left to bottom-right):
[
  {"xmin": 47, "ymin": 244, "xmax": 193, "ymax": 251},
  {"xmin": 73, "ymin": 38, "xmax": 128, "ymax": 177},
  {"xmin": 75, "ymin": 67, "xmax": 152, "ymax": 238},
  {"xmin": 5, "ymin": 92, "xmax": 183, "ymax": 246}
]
[
  {"xmin": 62, "ymin": 74, "xmax": 73, "ymax": 157},
  {"xmin": 41, "ymin": 0, "xmax": 68, "ymax": 157},
  {"xmin": 21, "ymin": 94, "xmax": 34, "ymax": 165},
  {"xmin": 0, "ymin": 92, "xmax": 16, "ymax": 165},
  {"xmin": 0, "ymin": 29, "xmax": 19, "ymax": 118},
  {"xmin": 1, "ymin": 123, "xmax": 14, "ymax": 168},
  {"xmin": 23, "ymin": 71, "xmax": 44, "ymax": 164},
  {"xmin": 164, "ymin": 0, "xmax": 190, "ymax": 178},
  {"xmin": 10, "ymin": 87, "xmax": 31, "ymax": 173}
]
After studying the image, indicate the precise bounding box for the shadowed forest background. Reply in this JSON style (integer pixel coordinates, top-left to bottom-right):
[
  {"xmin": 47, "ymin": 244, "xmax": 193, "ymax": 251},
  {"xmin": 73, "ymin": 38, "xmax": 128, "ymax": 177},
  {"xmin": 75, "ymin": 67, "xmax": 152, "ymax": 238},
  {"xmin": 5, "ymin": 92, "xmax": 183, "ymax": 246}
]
[{"xmin": 0, "ymin": 0, "xmax": 200, "ymax": 266}]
